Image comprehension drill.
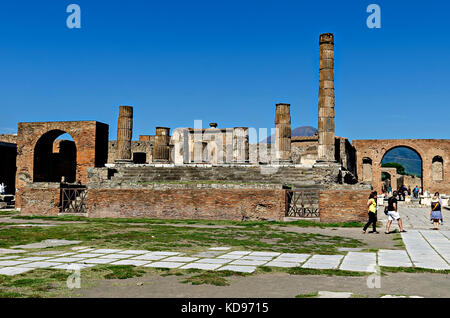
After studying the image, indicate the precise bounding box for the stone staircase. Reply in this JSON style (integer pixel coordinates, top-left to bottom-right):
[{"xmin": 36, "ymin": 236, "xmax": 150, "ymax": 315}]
[{"xmin": 109, "ymin": 165, "xmax": 318, "ymax": 188}]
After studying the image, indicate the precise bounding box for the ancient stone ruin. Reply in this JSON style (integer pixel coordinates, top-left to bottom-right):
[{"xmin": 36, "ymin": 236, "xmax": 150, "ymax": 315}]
[{"xmin": 1, "ymin": 33, "xmax": 448, "ymax": 222}]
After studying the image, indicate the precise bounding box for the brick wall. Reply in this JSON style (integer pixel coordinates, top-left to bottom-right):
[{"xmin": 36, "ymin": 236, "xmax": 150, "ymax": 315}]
[
  {"xmin": 319, "ymin": 189, "xmax": 371, "ymax": 223},
  {"xmin": 353, "ymin": 139, "xmax": 450, "ymax": 195},
  {"xmin": 20, "ymin": 185, "xmax": 60, "ymax": 216},
  {"xmin": 86, "ymin": 188, "xmax": 286, "ymax": 221}
]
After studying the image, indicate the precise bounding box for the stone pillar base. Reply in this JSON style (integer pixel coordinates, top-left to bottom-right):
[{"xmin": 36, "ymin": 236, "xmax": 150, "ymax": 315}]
[{"xmin": 114, "ymin": 159, "xmax": 133, "ymax": 164}]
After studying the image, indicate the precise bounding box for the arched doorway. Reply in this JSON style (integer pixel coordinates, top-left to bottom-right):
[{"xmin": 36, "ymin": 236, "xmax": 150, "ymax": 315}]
[
  {"xmin": 33, "ymin": 130, "xmax": 77, "ymax": 183},
  {"xmin": 381, "ymin": 146, "xmax": 423, "ymax": 193}
]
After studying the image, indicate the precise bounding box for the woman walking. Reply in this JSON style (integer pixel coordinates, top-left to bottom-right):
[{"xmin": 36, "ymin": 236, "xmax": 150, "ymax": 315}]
[
  {"xmin": 363, "ymin": 192, "xmax": 379, "ymax": 234},
  {"xmin": 430, "ymin": 192, "xmax": 443, "ymax": 230}
]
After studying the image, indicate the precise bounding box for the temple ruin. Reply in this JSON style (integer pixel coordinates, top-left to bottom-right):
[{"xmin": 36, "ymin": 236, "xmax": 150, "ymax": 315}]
[{"xmin": 1, "ymin": 33, "xmax": 448, "ymax": 222}]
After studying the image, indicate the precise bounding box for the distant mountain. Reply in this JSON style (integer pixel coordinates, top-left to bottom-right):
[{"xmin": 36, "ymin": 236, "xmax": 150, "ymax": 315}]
[
  {"xmin": 381, "ymin": 147, "xmax": 422, "ymax": 177},
  {"xmin": 263, "ymin": 126, "xmax": 317, "ymax": 143}
]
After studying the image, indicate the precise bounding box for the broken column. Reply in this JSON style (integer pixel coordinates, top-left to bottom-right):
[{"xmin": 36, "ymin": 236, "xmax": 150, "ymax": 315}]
[
  {"xmin": 115, "ymin": 105, "xmax": 133, "ymax": 163},
  {"xmin": 233, "ymin": 127, "xmax": 249, "ymax": 163},
  {"xmin": 274, "ymin": 103, "xmax": 291, "ymax": 162},
  {"xmin": 153, "ymin": 127, "xmax": 170, "ymax": 162},
  {"xmin": 318, "ymin": 33, "xmax": 335, "ymax": 161}
]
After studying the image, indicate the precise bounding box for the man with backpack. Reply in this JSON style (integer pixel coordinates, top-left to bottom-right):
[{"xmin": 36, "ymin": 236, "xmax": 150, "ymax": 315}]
[{"xmin": 385, "ymin": 191, "xmax": 407, "ymax": 234}]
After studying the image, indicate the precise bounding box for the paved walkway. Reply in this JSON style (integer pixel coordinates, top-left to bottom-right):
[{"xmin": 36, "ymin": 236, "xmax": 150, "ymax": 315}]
[
  {"xmin": 395, "ymin": 207, "xmax": 450, "ymax": 230},
  {"xmin": 0, "ymin": 237, "xmax": 448, "ymax": 276}
]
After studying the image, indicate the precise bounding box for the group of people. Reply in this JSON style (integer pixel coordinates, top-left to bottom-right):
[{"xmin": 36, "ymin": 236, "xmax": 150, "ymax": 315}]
[
  {"xmin": 382, "ymin": 185, "xmax": 423, "ymax": 200},
  {"xmin": 363, "ymin": 191, "xmax": 444, "ymax": 234}
]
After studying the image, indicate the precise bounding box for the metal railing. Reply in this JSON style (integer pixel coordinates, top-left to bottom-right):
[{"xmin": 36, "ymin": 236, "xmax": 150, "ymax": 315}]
[
  {"xmin": 60, "ymin": 188, "xmax": 87, "ymax": 213},
  {"xmin": 286, "ymin": 190, "xmax": 320, "ymax": 217}
]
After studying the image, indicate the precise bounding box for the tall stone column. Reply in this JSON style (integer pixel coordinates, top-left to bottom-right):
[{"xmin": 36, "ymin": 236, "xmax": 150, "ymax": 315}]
[
  {"xmin": 233, "ymin": 127, "xmax": 249, "ymax": 163},
  {"xmin": 115, "ymin": 105, "xmax": 133, "ymax": 163},
  {"xmin": 318, "ymin": 33, "xmax": 335, "ymax": 161},
  {"xmin": 153, "ymin": 127, "xmax": 170, "ymax": 162},
  {"xmin": 274, "ymin": 103, "xmax": 291, "ymax": 162}
]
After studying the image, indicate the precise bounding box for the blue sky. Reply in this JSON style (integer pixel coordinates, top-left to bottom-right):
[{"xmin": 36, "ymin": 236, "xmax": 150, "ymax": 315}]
[{"xmin": 0, "ymin": 0, "xmax": 449, "ymax": 141}]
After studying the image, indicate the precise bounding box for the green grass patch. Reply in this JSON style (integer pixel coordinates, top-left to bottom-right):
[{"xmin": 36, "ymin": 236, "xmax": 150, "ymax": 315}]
[
  {"xmin": 380, "ymin": 266, "xmax": 450, "ymax": 275},
  {"xmin": 295, "ymin": 292, "xmax": 318, "ymax": 298},
  {"xmin": 287, "ymin": 267, "xmax": 369, "ymax": 277},
  {"xmin": 102, "ymin": 265, "xmax": 146, "ymax": 280},
  {"xmin": 0, "ymin": 210, "xmax": 18, "ymax": 216}
]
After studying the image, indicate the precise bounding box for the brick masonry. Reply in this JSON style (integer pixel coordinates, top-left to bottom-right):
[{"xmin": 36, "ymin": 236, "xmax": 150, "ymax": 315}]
[
  {"xmin": 353, "ymin": 139, "xmax": 450, "ymax": 194},
  {"xmin": 319, "ymin": 189, "xmax": 371, "ymax": 223},
  {"xmin": 86, "ymin": 188, "xmax": 286, "ymax": 220},
  {"xmin": 15, "ymin": 121, "xmax": 108, "ymax": 208},
  {"xmin": 19, "ymin": 185, "xmax": 60, "ymax": 216}
]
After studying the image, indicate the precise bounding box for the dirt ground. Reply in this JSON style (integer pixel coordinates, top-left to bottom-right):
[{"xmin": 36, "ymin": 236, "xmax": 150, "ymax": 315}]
[{"xmin": 74, "ymin": 271, "xmax": 450, "ymax": 298}]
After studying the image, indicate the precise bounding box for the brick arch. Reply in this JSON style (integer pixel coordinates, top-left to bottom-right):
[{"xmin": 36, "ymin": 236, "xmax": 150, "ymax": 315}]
[
  {"xmin": 33, "ymin": 129, "xmax": 77, "ymax": 183},
  {"xmin": 15, "ymin": 121, "xmax": 109, "ymax": 207},
  {"xmin": 353, "ymin": 139, "xmax": 450, "ymax": 194}
]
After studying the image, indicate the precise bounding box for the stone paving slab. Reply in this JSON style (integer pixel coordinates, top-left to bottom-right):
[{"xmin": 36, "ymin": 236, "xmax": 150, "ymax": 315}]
[
  {"xmin": 265, "ymin": 261, "xmax": 300, "ymax": 268},
  {"xmin": 81, "ymin": 258, "xmax": 115, "ymax": 264},
  {"xmin": 0, "ymin": 260, "xmax": 30, "ymax": 266},
  {"xmin": 217, "ymin": 254, "xmax": 245, "ymax": 260},
  {"xmin": 401, "ymin": 231, "xmax": 450, "ymax": 270},
  {"xmin": 0, "ymin": 256, "xmax": 20, "ymax": 260},
  {"xmin": 55, "ymin": 252, "xmax": 77, "ymax": 257},
  {"xmin": 230, "ymin": 259, "xmax": 268, "ymax": 266},
  {"xmin": 51, "ymin": 263, "xmax": 96, "ymax": 270},
  {"xmin": 317, "ymin": 291, "xmax": 352, "ymax": 298},
  {"xmin": 20, "ymin": 261, "xmax": 64, "ymax": 268},
  {"xmin": 441, "ymin": 231, "xmax": 450, "ymax": 240},
  {"xmin": 274, "ymin": 254, "xmax": 310, "ymax": 263},
  {"xmin": 28, "ymin": 251, "xmax": 63, "ymax": 256},
  {"xmin": 219, "ymin": 265, "xmax": 256, "ymax": 273},
  {"xmin": 240, "ymin": 256, "xmax": 274, "ymax": 261},
  {"xmin": 339, "ymin": 252, "xmax": 377, "ymax": 272},
  {"xmin": 248, "ymin": 252, "xmax": 280, "ymax": 257},
  {"xmin": 13, "ymin": 239, "xmax": 81, "ymax": 249},
  {"xmin": 131, "ymin": 254, "xmax": 168, "ymax": 261},
  {"xmin": 75, "ymin": 253, "xmax": 106, "ymax": 258},
  {"xmin": 378, "ymin": 250, "xmax": 412, "ymax": 267},
  {"xmin": 20, "ymin": 257, "xmax": 52, "ymax": 262},
  {"xmin": 420, "ymin": 231, "xmax": 450, "ymax": 263},
  {"xmin": 146, "ymin": 251, "xmax": 180, "ymax": 256},
  {"xmin": 0, "ymin": 248, "xmax": 26, "ymax": 255},
  {"xmin": 0, "ymin": 267, "xmax": 33, "ymax": 276},
  {"xmin": 49, "ymin": 257, "xmax": 87, "ymax": 263},
  {"xmin": 71, "ymin": 246, "xmax": 91, "ymax": 251},
  {"xmin": 73, "ymin": 248, "xmax": 95, "ymax": 252},
  {"xmin": 225, "ymin": 251, "xmax": 252, "ymax": 256},
  {"xmin": 91, "ymin": 249, "xmax": 123, "ymax": 254},
  {"xmin": 302, "ymin": 255, "xmax": 343, "ymax": 270},
  {"xmin": 164, "ymin": 256, "xmax": 198, "ymax": 262},
  {"xmin": 195, "ymin": 258, "xmax": 231, "ymax": 264},
  {"xmin": 96, "ymin": 254, "xmax": 132, "ymax": 259},
  {"xmin": 192, "ymin": 252, "xmax": 224, "ymax": 258},
  {"xmin": 145, "ymin": 262, "xmax": 185, "ymax": 269},
  {"xmin": 118, "ymin": 250, "xmax": 152, "ymax": 255},
  {"xmin": 180, "ymin": 263, "xmax": 222, "ymax": 270},
  {"xmin": 208, "ymin": 247, "xmax": 231, "ymax": 251},
  {"xmin": 110, "ymin": 260, "xmax": 151, "ymax": 266}
]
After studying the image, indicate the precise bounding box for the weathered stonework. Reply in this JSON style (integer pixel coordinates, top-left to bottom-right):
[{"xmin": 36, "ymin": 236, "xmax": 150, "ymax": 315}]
[
  {"xmin": 116, "ymin": 106, "xmax": 133, "ymax": 162},
  {"xmin": 318, "ymin": 33, "xmax": 335, "ymax": 161},
  {"xmin": 353, "ymin": 139, "xmax": 450, "ymax": 194},
  {"xmin": 274, "ymin": 103, "xmax": 292, "ymax": 162},
  {"xmin": 15, "ymin": 121, "xmax": 108, "ymax": 208}
]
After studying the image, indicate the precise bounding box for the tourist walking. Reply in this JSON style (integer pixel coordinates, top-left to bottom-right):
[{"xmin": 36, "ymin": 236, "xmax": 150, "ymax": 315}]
[
  {"xmin": 363, "ymin": 192, "xmax": 379, "ymax": 234},
  {"xmin": 385, "ymin": 191, "xmax": 407, "ymax": 234},
  {"xmin": 0, "ymin": 183, "xmax": 5, "ymax": 195},
  {"xmin": 430, "ymin": 192, "xmax": 443, "ymax": 230}
]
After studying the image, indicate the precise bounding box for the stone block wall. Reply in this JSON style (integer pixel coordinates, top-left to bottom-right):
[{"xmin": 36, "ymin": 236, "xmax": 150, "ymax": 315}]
[{"xmin": 319, "ymin": 188, "xmax": 371, "ymax": 223}]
